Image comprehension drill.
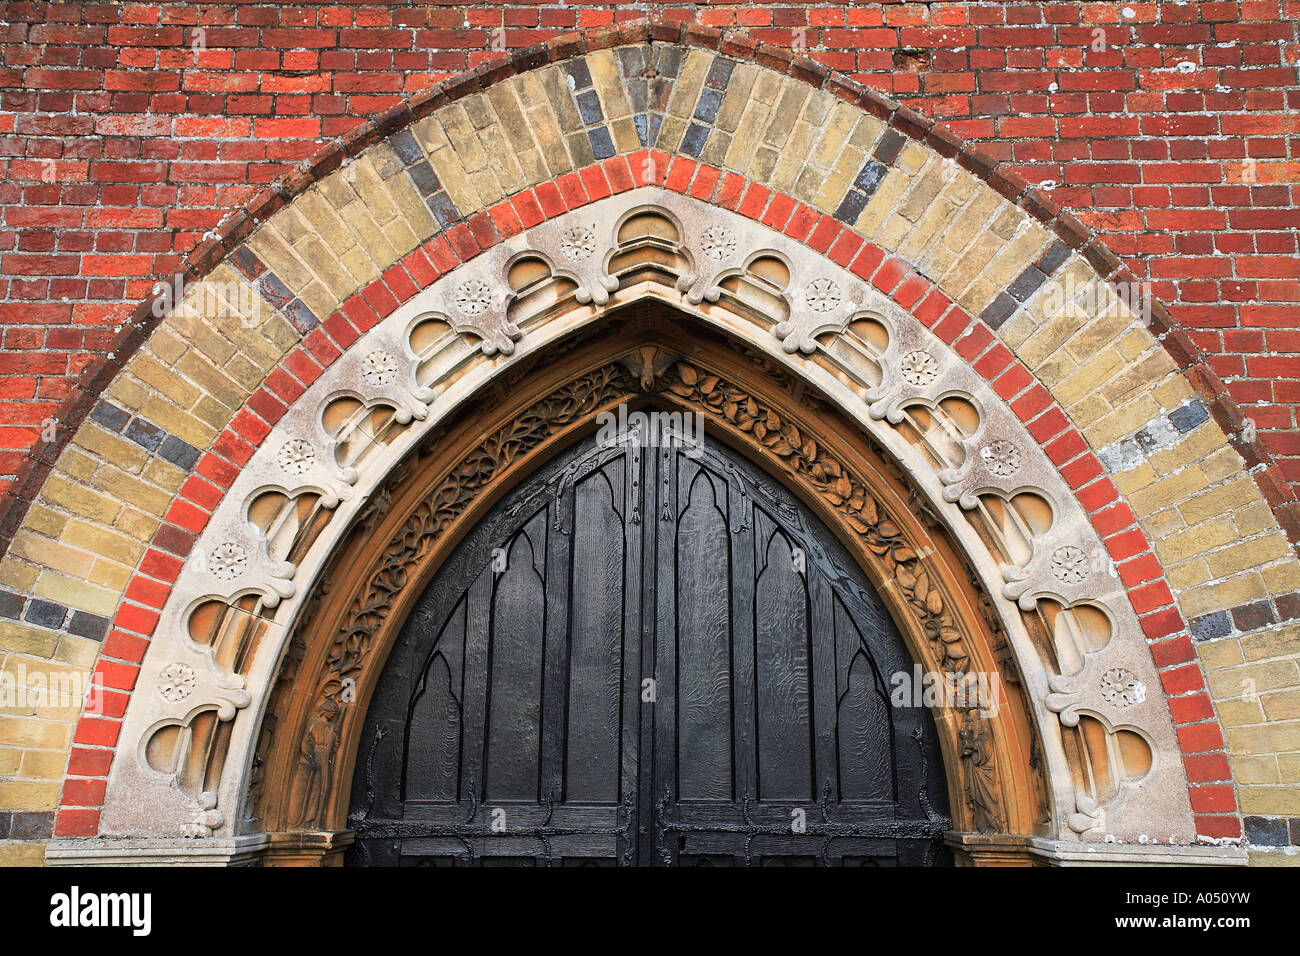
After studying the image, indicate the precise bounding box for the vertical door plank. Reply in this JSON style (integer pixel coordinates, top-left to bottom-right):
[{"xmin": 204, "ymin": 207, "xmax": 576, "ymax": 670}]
[
  {"xmin": 808, "ymin": 569, "xmax": 840, "ymax": 805},
  {"xmin": 484, "ymin": 515, "xmax": 547, "ymax": 802},
  {"xmin": 753, "ymin": 519, "xmax": 813, "ymax": 802},
  {"xmin": 460, "ymin": 564, "xmax": 494, "ymax": 807},
  {"xmin": 674, "ymin": 465, "xmax": 733, "ymax": 801},
  {"xmin": 404, "ymin": 597, "xmax": 467, "ymax": 802},
  {"xmin": 834, "ymin": 598, "xmax": 896, "ymax": 803},
  {"xmin": 729, "ymin": 466, "xmax": 758, "ymax": 803},
  {"xmin": 565, "ymin": 465, "xmax": 627, "ymax": 803}
]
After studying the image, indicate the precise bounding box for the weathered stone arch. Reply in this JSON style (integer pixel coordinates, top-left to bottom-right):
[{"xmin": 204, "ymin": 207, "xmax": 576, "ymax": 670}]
[{"xmin": 2, "ymin": 20, "xmax": 1294, "ymax": 865}]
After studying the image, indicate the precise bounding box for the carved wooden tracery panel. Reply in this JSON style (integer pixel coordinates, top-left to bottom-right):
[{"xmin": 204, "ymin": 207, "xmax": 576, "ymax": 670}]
[{"xmin": 93, "ymin": 188, "xmax": 1197, "ymax": 851}]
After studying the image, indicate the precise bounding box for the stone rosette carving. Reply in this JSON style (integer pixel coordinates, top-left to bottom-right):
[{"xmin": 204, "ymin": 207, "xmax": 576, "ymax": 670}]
[
  {"xmin": 559, "ymin": 225, "xmax": 596, "ymax": 260},
  {"xmin": 803, "ymin": 277, "xmax": 842, "ymax": 313},
  {"xmin": 209, "ymin": 542, "xmax": 247, "ymax": 581},
  {"xmin": 699, "ymin": 225, "xmax": 736, "ymax": 260},
  {"xmin": 454, "ymin": 278, "xmax": 493, "ymax": 315},
  {"xmin": 1099, "ymin": 668, "xmax": 1145, "ymax": 708},
  {"xmin": 980, "ymin": 439, "xmax": 1022, "ymax": 477},
  {"xmin": 278, "ymin": 438, "xmax": 316, "ymax": 476},
  {"xmin": 360, "ymin": 350, "xmax": 399, "ymax": 387},
  {"xmin": 1050, "ymin": 545, "xmax": 1090, "ymax": 585},
  {"xmin": 899, "ymin": 349, "xmax": 938, "ymax": 388},
  {"xmin": 157, "ymin": 662, "xmax": 196, "ymax": 703}
]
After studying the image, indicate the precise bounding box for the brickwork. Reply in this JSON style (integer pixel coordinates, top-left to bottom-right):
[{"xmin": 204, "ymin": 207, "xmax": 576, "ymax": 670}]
[
  {"xmin": 2, "ymin": 2, "xmax": 1298, "ymax": 506},
  {"xmin": 0, "ymin": 18, "xmax": 1297, "ymax": 864}
]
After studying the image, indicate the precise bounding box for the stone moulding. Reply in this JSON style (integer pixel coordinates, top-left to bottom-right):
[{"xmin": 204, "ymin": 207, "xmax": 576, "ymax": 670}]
[{"xmin": 90, "ymin": 190, "xmax": 1202, "ymax": 854}]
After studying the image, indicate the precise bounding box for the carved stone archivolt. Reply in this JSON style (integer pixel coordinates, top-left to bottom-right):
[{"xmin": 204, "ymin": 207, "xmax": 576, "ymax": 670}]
[
  {"xmin": 256, "ymin": 339, "xmax": 1034, "ymax": 841},
  {"xmin": 93, "ymin": 188, "xmax": 1197, "ymax": 854}
]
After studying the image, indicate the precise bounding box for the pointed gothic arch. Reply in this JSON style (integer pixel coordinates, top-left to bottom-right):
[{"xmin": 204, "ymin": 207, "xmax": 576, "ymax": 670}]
[{"xmin": 11, "ymin": 20, "xmax": 1292, "ymax": 865}]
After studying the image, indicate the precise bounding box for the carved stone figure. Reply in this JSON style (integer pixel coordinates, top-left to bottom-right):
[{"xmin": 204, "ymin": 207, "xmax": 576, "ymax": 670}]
[
  {"xmin": 287, "ymin": 696, "xmax": 341, "ymax": 830},
  {"xmin": 959, "ymin": 709, "xmax": 1006, "ymax": 833}
]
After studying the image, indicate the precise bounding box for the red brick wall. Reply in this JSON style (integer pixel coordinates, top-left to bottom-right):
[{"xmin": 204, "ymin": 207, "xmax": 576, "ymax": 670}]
[{"xmin": 2, "ymin": 1, "xmax": 1297, "ymax": 498}]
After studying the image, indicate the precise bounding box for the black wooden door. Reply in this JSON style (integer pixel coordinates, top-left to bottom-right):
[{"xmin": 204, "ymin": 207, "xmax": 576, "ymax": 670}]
[{"xmin": 346, "ymin": 418, "xmax": 950, "ymax": 866}]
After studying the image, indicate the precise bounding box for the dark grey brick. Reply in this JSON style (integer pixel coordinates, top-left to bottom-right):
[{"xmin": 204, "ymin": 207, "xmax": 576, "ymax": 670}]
[
  {"xmin": 654, "ymin": 45, "xmax": 682, "ymax": 78},
  {"xmin": 980, "ymin": 293, "xmax": 1020, "ymax": 330},
  {"xmin": 7, "ymin": 811, "xmax": 53, "ymax": 840},
  {"xmin": 575, "ymin": 89, "xmax": 603, "ymax": 125},
  {"xmin": 1245, "ymin": 815, "xmax": 1289, "ymax": 847},
  {"xmin": 873, "ymin": 128, "xmax": 905, "ymax": 165},
  {"xmin": 68, "ymin": 610, "xmax": 110, "ymax": 642},
  {"xmin": 406, "ymin": 160, "xmax": 441, "ymax": 197},
  {"xmin": 90, "ymin": 401, "xmax": 130, "ymax": 434},
  {"xmin": 1006, "ymin": 265, "xmax": 1047, "ymax": 303},
  {"xmin": 694, "ymin": 87, "xmax": 722, "ymax": 124},
  {"xmin": 853, "ymin": 159, "xmax": 889, "ymax": 197},
  {"xmin": 388, "ymin": 129, "xmax": 424, "ymax": 167},
  {"xmin": 705, "ymin": 57, "xmax": 734, "ymax": 90},
  {"xmin": 1037, "ymin": 240, "xmax": 1072, "ymax": 275},
  {"xmin": 426, "ymin": 190, "xmax": 461, "ymax": 228},
  {"xmin": 587, "ymin": 126, "xmax": 615, "ymax": 160},
  {"xmin": 257, "ymin": 270, "xmax": 296, "ymax": 312},
  {"xmin": 1169, "ymin": 400, "xmax": 1209, "ymax": 434},
  {"xmin": 124, "ymin": 416, "xmax": 166, "ymax": 452},
  {"xmin": 616, "ymin": 45, "xmax": 646, "ymax": 78},
  {"xmin": 1190, "ymin": 610, "xmax": 1232, "ymax": 642},
  {"xmin": 1291, "ymin": 819, "xmax": 1300, "ymax": 846},
  {"xmin": 625, "ymin": 78, "xmax": 648, "ymax": 114},
  {"xmin": 282, "ymin": 298, "xmax": 319, "ymax": 335},
  {"xmin": 646, "ymin": 115, "xmax": 663, "ymax": 147},
  {"xmin": 0, "ymin": 588, "xmax": 23, "ymax": 620},
  {"xmin": 633, "ymin": 114, "xmax": 652, "ymax": 147},
  {"xmin": 228, "ymin": 246, "xmax": 266, "ymax": 282},
  {"xmin": 0, "ymin": 813, "xmax": 8, "ymax": 840},
  {"xmin": 680, "ymin": 122, "xmax": 709, "ymax": 157},
  {"xmin": 159, "ymin": 435, "xmax": 200, "ymax": 471},
  {"xmin": 24, "ymin": 598, "xmax": 66, "ymax": 630},
  {"xmin": 833, "ymin": 189, "xmax": 869, "ymax": 225},
  {"xmin": 564, "ymin": 59, "xmax": 593, "ymax": 91}
]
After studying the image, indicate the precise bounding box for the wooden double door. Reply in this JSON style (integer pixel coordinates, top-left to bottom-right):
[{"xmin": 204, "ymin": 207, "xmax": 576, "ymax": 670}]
[{"xmin": 346, "ymin": 415, "xmax": 950, "ymax": 866}]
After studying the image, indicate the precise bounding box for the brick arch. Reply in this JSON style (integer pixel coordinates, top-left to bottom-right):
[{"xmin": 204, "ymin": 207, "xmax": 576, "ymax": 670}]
[
  {"xmin": 3, "ymin": 19, "xmax": 1295, "ymax": 863},
  {"xmin": 46, "ymin": 168, "xmax": 1225, "ymax": 856}
]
